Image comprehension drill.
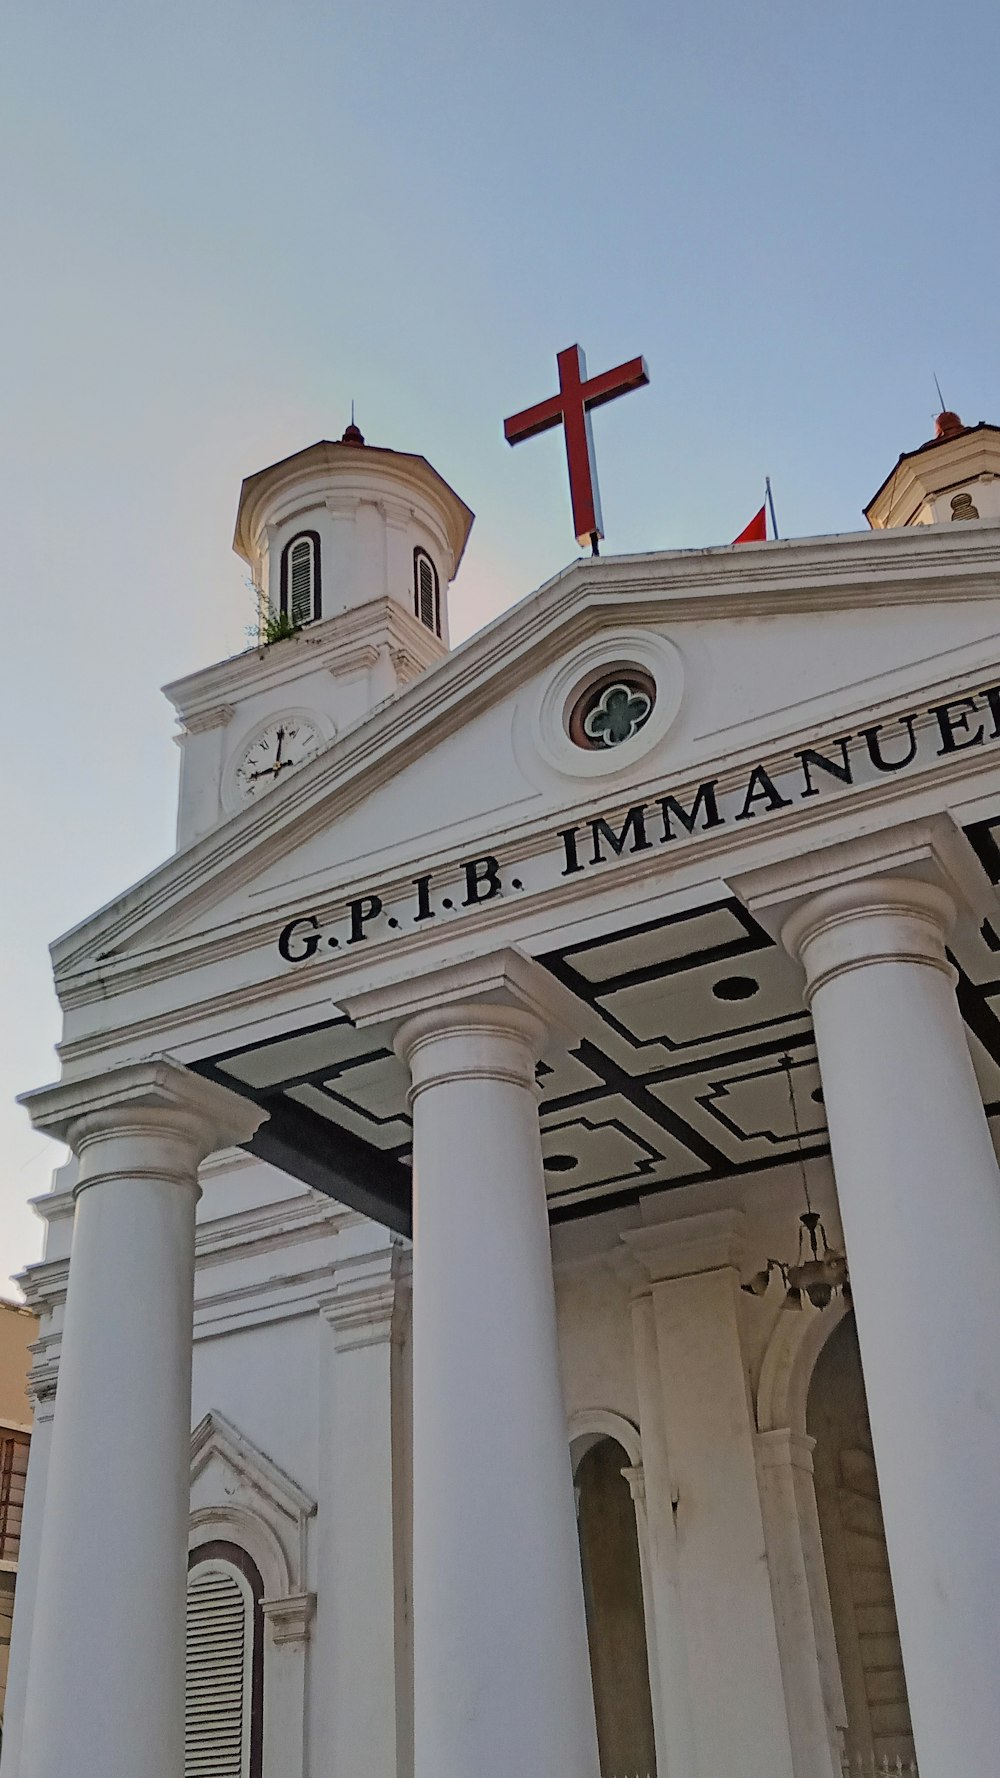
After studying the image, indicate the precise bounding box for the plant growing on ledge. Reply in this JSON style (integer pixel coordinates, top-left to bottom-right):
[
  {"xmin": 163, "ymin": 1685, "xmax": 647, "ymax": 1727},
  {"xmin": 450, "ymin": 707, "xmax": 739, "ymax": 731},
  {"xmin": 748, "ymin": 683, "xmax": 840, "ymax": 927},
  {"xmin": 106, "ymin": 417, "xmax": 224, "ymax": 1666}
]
[
  {"xmin": 245, "ymin": 582, "xmax": 302, "ymax": 652},
  {"xmin": 260, "ymin": 606, "xmax": 301, "ymax": 644}
]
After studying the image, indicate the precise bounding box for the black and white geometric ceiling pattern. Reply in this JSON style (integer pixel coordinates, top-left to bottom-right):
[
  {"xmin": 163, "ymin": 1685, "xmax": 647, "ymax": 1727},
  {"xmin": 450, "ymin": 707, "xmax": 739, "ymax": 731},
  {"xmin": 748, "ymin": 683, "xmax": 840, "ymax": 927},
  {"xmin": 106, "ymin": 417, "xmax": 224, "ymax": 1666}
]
[{"xmin": 196, "ymin": 819, "xmax": 1000, "ymax": 1237}]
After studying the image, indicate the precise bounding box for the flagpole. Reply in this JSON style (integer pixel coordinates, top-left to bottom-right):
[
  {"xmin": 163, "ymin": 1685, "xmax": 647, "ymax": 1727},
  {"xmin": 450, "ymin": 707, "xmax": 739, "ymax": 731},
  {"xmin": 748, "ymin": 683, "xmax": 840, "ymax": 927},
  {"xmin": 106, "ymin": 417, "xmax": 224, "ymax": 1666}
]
[{"xmin": 765, "ymin": 475, "xmax": 780, "ymax": 540}]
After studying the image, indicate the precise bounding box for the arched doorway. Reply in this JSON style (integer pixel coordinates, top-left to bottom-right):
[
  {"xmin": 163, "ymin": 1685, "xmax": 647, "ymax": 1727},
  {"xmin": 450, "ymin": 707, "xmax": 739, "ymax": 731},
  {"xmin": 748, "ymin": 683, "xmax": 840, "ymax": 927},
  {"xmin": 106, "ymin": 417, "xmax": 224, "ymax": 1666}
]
[
  {"xmin": 807, "ymin": 1312, "xmax": 915, "ymax": 1769},
  {"xmin": 574, "ymin": 1434, "xmax": 657, "ymax": 1777}
]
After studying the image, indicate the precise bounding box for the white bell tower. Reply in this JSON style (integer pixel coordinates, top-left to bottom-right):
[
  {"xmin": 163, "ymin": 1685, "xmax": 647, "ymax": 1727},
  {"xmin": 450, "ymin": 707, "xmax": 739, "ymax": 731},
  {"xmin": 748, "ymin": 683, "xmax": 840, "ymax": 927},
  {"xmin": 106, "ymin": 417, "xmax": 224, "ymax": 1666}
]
[
  {"xmin": 164, "ymin": 424, "xmax": 474, "ymax": 849},
  {"xmin": 233, "ymin": 420, "xmax": 473, "ymax": 644},
  {"xmin": 865, "ymin": 410, "xmax": 1000, "ymax": 529}
]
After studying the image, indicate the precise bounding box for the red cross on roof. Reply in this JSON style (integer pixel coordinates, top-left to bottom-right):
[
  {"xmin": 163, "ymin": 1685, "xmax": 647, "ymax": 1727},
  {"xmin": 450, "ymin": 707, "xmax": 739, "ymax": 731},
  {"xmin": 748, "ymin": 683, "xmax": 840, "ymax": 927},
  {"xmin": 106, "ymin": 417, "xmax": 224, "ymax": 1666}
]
[{"xmin": 504, "ymin": 344, "xmax": 649, "ymax": 551}]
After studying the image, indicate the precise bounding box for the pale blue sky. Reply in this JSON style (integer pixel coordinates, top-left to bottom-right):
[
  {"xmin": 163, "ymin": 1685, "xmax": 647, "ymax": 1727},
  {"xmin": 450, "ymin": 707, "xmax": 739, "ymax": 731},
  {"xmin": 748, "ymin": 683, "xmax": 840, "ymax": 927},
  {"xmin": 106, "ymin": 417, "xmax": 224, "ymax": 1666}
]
[{"xmin": 1, "ymin": 0, "xmax": 998, "ymax": 1285}]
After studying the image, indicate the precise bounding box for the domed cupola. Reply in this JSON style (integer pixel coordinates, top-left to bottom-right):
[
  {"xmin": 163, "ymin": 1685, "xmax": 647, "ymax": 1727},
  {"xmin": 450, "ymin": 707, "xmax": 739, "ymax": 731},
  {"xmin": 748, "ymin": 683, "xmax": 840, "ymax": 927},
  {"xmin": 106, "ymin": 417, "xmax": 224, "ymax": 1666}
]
[
  {"xmin": 164, "ymin": 428, "xmax": 474, "ymax": 851},
  {"xmin": 865, "ymin": 410, "xmax": 1000, "ymax": 529},
  {"xmin": 233, "ymin": 423, "xmax": 474, "ymax": 649}
]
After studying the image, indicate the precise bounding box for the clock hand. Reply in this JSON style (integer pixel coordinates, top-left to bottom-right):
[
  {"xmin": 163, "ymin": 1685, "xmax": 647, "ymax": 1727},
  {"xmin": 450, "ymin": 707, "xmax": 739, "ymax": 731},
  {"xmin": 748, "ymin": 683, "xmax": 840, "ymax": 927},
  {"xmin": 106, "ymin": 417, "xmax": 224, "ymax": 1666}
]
[{"xmin": 246, "ymin": 757, "xmax": 296, "ymax": 782}]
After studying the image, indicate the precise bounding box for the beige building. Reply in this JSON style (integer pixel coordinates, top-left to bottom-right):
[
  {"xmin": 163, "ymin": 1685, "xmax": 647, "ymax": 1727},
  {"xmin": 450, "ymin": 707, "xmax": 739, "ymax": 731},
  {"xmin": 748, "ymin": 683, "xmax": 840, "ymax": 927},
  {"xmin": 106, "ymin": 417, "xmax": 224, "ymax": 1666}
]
[{"xmin": 0, "ymin": 1303, "xmax": 36, "ymax": 1745}]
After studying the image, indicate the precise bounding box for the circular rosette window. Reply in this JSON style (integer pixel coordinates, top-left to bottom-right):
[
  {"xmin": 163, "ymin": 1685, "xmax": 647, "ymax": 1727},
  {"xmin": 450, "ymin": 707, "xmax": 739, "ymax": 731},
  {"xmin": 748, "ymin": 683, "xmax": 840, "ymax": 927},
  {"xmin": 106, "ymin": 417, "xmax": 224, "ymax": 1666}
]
[
  {"xmin": 568, "ymin": 668, "xmax": 657, "ymax": 751},
  {"xmin": 518, "ymin": 629, "xmax": 684, "ymax": 783}
]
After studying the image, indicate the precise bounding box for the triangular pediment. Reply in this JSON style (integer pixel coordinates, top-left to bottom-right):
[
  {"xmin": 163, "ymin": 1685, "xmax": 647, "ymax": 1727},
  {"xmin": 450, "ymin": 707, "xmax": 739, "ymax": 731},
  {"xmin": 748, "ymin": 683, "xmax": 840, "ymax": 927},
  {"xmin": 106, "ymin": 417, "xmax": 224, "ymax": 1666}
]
[
  {"xmin": 190, "ymin": 1409, "xmax": 315, "ymax": 1599},
  {"xmin": 51, "ymin": 522, "xmax": 1000, "ymax": 987}
]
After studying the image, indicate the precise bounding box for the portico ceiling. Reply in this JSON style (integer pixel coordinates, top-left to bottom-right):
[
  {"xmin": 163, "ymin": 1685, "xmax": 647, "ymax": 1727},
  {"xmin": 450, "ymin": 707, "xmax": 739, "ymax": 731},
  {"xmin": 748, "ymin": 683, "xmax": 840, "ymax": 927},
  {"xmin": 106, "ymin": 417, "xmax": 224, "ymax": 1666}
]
[{"xmin": 194, "ymin": 817, "xmax": 1000, "ymax": 1237}]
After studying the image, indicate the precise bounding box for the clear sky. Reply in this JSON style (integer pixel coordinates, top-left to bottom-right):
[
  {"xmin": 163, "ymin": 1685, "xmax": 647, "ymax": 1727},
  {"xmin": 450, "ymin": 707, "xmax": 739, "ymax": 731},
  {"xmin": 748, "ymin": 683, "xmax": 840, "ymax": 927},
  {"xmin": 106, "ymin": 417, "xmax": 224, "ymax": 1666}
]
[{"xmin": 1, "ymin": 0, "xmax": 998, "ymax": 1290}]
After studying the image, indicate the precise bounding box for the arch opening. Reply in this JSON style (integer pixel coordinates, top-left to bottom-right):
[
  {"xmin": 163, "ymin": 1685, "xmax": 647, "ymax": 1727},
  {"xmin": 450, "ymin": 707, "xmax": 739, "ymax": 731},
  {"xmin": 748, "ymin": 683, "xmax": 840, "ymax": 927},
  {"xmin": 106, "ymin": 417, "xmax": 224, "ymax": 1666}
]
[
  {"xmin": 185, "ymin": 1540, "xmax": 264, "ymax": 1778},
  {"xmin": 807, "ymin": 1312, "xmax": 914, "ymax": 1770},
  {"xmin": 573, "ymin": 1434, "xmax": 657, "ymax": 1777}
]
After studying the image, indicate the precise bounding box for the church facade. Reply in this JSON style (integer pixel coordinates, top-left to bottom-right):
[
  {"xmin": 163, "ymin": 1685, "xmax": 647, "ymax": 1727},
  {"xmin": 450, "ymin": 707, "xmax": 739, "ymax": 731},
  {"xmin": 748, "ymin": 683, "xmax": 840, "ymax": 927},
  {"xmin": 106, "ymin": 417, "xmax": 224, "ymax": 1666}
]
[{"xmin": 5, "ymin": 411, "xmax": 1000, "ymax": 1778}]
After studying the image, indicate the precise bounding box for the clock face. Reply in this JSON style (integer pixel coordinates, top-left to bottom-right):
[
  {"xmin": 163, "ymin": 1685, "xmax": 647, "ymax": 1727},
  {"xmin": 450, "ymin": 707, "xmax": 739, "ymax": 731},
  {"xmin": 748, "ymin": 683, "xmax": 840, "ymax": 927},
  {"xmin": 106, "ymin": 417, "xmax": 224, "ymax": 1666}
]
[{"xmin": 233, "ymin": 716, "xmax": 325, "ymax": 804}]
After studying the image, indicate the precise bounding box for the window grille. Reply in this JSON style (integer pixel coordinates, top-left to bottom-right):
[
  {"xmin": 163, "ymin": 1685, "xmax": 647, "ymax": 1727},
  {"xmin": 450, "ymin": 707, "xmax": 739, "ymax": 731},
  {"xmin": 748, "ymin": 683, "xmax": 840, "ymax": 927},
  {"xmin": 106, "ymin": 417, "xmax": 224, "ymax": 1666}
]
[
  {"xmin": 0, "ymin": 1431, "xmax": 29, "ymax": 1563},
  {"xmin": 279, "ymin": 531, "xmax": 321, "ymax": 626},
  {"xmin": 413, "ymin": 548, "xmax": 441, "ymax": 636},
  {"xmin": 184, "ymin": 1560, "xmax": 254, "ymax": 1778}
]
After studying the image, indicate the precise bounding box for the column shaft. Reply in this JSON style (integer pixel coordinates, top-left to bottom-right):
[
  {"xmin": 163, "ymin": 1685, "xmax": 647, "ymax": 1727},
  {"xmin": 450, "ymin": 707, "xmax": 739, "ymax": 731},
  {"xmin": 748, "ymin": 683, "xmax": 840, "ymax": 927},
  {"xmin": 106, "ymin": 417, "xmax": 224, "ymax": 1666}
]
[
  {"xmin": 318, "ymin": 1249, "xmax": 400, "ymax": 1778},
  {"xmin": 17, "ymin": 1065, "xmax": 262, "ymax": 1778},
  {"xmin": 628, "ymin": 1289, "xmax": 698, "ymax": 1778},
  {"xmin": 644, "ymin": 1258, "xmax": 796, "ymax": 1778},
  {"xmin": 785, "ymin": 877, "xmax": 1000, "ymax": 1778},
  {"xmin": 755, "ymin": 1429, "xmax": 843, "ymax": 1778},
  {"xmin": 20, "ymin": 1124, "xmax": 201, "ymax": 1778},
  {"xmin": 398, "ymin": 1005, "xmax": 599, "ymax": 1778}
]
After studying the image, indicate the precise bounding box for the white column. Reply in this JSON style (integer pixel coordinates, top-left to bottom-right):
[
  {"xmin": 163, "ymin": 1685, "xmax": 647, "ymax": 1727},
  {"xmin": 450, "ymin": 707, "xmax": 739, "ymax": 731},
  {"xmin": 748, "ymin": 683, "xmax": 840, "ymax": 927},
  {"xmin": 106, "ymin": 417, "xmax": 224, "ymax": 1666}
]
[
  {"xmin": 782, "ymin": 874, "xmax": 1000, "ymax": 1778},
  {"xmin": 317, "ymin": 1243, "xmax": 401, "ymax": 1778},
  {"xmin": 17, "ymin": 1062, "xmax": 264, "ymax": 1778},
  {"xmin": 366, "ymin": 956, "xmax": 599, "ymax": 1778},
  {"xmin": 0, "ymin": 1387, "xmax": 55, "ymax": 1778},
  {"xmin": 755, "ymin": 1429, "xmax": 843, "ymax": 1778},
  {"xmin": 626, "ymin": 1286, "xmax": 699, "ymax": 1778},
  {"xmin": 622, "ymin": 1211, "xmax": 797, "ymax": 1778}
]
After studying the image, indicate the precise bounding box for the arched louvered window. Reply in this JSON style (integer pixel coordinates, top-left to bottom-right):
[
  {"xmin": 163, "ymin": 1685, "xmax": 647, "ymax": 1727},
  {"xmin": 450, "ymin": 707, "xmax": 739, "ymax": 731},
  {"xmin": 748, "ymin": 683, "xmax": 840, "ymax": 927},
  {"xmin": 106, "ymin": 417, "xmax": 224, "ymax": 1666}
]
[
  {"xmin": 413, "ymin": 547, "xmax": 441, "ymax": 637},
  {"xmin": 279, "ymin": 531, "xmax": 322, "ymax": 626},
  {"xmin": 185, "ymin": 1545, "xmax": 263, "ymax": 1778}
]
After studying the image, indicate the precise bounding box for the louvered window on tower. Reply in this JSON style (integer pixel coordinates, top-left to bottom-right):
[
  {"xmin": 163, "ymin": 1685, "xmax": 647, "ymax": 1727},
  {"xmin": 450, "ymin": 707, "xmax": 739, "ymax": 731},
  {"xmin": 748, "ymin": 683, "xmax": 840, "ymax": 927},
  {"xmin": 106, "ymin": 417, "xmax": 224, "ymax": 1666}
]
[
  {"xmin": 414, "ymin": 548, "xmax": 441, "ymax": 636},
  {"xmin": 184, "ymin": 1560, "xmax": 254, "ymax": 1778},
  {"xmin": 280, "ymin": 531, "xmax": 321, "ymax": 626}
]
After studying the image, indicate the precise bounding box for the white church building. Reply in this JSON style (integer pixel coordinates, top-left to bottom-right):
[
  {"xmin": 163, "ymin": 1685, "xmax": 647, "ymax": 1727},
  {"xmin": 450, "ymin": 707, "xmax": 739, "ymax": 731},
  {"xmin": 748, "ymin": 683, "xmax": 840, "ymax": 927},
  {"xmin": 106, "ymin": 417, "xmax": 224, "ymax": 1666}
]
[{"xmin": 5, "ymin": 407, "xmax": 1000, "ymax": 1778}]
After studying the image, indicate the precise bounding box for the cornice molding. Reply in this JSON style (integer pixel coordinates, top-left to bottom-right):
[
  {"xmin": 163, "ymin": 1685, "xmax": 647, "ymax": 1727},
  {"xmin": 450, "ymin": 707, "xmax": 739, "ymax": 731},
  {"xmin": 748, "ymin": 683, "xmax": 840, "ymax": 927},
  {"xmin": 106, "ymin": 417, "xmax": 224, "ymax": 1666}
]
[
  {"xmin": 192, "ymin": 1192, "xmax": 355, "ymax": 1270},
  {"xmin": 181, "ymin": 703, "xmax": 236, "ymax": 735},
  {"xmin": 18, "ymin": 1259, "xmax": 69, "ymax": 1311},
  {"xmin": 164, "ymin": 597, "xmax": 442, "ymax": 723},
  {"xmin": 347, "ymin": 944, "xmax": 585, "ymax": 1051},
  {"xmin": 621, "ymin": 1208, "xmax": 746, "ymax": 1282},
  {"xmin": 20, "ymin": 1058, "xmax": 267, "ymax": 1155},
  {"xmin": 318, "ymin": 1244, "xmax": 401, "ymax": 1350}
]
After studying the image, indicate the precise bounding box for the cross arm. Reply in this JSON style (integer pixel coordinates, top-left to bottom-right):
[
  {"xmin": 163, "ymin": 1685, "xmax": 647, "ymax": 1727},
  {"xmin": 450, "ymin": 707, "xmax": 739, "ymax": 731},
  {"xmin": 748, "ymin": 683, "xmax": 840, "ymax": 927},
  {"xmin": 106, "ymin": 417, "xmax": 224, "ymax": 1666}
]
[
  {"xmin": 581, "ymin": 355, "xmax": 649, "ymax": 412},
  {"xmin": 503, "ymin": 392, "xmax": 567, "ymax": 445}
]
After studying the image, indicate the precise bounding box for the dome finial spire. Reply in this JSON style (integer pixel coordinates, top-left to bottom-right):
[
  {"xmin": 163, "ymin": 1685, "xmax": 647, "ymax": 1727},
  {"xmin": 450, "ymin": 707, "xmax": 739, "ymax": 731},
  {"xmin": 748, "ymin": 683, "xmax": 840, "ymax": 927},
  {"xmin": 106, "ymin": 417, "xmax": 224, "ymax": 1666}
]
[
  {"xmin": 931, "ymin": 372, "xmax": 965, "ymax": 441},
  {"xmin": 341, "ymin": 401, "xmax": 365, "ymax": 446},
  {"xmin": 934, "ymin": 409, "xmax": 965, "ymax": 441}
]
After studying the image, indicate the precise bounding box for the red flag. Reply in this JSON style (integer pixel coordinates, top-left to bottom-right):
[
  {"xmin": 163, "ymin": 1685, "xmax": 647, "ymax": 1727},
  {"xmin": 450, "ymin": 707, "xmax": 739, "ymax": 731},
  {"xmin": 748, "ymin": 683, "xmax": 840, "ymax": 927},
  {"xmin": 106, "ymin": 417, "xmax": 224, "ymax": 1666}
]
[{"xmin": 732, "ymin": 504, "xmax": 767, "ymax": 545}]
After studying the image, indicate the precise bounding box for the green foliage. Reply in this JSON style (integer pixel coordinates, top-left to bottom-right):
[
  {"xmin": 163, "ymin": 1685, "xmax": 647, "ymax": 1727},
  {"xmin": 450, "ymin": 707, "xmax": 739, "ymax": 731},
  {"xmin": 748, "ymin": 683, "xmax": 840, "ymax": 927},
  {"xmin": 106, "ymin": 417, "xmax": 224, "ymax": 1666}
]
[
  {"xmin": 260, "ymin": 607, "xmax": 301, "ymax": 645},
  {"xmin": 245, "ymin": 582, "xmax": 302, "ymax": 650}
]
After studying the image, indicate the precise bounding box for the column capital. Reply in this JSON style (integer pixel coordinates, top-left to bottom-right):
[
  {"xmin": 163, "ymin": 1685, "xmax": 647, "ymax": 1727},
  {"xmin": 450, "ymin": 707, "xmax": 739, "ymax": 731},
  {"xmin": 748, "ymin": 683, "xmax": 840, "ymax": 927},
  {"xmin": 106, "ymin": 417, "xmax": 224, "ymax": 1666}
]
[
  {"xmin": 346, "ymin": 945, "xmax": 583, "ymax": 1047},
  {"xmin": 20, "ymin": 1059, "xmax": 267, "ymax": 1182},
  {"xmin": 731, "ymin": 812, "xmax": 988, "ymax": 942},
  {"xmin": 261, "ymin": 1591, "xmax": 315, "ymax": 1645},
  {"xmin": 620, "ymin": 1208, "xmax": 746, "ymax": 1283},
  {"xmin": 755, "ymin": 1427, "xmax": 817, "ymax": 1475},
  {"xmin": 620, "ymin": 1462, "xmax": 647, "ymax": 1511},
  {"xmin": 346, "ymin": 946, "xmax": 585, "ymax": 1099},
  {"xmin": 780, "ymin": 874, "xmax": 956, "ymax": 1003}
]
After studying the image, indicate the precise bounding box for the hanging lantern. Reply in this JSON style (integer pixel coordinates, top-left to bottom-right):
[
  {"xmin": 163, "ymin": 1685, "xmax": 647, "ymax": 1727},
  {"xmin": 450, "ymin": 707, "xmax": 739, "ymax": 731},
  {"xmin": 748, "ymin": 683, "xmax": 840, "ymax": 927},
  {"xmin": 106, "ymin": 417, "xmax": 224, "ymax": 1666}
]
[{"xmin": 741, "ymin": 1057, "xmax": 850, "ymax": 1310}]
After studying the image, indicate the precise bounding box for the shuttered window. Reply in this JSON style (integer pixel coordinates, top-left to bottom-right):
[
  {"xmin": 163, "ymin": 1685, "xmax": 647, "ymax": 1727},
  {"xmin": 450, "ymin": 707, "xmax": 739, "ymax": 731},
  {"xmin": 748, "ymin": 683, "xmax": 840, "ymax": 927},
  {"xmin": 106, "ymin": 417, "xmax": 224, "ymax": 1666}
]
[
  {"xmin": 414, "ymin": 548, "xmax": 440, "ymax": 636},
  {"xmin": 279, "ymin": 531, "xmax": 321, "ymax": 626},
  {"xmin": 184, "ymin": 1560, "xmax": 254, "ymax": 1778},
  {"xmin": 289, "ymin": 539, "xmax": 314, "ymax": 625}
]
